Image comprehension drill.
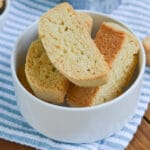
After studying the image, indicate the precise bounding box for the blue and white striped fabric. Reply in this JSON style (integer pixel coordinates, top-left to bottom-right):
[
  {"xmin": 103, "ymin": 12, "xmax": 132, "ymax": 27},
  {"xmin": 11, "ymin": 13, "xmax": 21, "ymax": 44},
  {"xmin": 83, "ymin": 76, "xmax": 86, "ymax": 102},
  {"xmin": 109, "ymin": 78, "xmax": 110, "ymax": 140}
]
[{"xmin": 0, "ymin": 0, "xmax": 150, "ymax": 150}]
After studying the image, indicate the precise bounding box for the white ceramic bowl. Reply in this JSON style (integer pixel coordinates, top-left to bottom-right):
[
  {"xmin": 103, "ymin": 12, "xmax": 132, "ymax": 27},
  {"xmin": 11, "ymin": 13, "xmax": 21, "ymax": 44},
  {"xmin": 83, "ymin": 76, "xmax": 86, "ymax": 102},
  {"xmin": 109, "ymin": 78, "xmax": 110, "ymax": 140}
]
[
  {"xmin": 0, "ymin": 0, "xmax": 10, "ymax": 30},
  {"xmin": 11, "ymin": 11, "xmax": 145, "ymax": 143}
]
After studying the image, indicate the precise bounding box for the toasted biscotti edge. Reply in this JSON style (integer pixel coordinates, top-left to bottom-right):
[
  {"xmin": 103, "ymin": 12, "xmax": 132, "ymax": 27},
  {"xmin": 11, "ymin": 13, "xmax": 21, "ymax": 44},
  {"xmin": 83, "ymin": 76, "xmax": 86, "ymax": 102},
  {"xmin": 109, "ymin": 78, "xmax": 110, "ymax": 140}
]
[{"xmin": 17, "ymin": 65, "xmax": 33, "ymax": 94}]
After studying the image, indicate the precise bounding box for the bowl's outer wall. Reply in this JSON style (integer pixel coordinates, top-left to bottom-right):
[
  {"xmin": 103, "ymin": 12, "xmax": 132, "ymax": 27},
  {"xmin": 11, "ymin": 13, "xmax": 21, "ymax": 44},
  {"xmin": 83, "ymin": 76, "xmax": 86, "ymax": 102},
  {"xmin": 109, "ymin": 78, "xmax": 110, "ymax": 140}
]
[{"xmin": 11, "ymin": 11, "xmax": 145, "ymax": 143}]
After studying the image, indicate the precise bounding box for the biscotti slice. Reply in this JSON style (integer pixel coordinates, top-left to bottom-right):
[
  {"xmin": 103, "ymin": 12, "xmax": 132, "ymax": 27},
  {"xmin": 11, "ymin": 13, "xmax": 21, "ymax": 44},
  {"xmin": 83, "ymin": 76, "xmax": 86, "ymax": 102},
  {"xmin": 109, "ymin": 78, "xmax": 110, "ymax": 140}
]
[
  {"xmin": 25, "ymin": 40, "xmax": 69, "ymax": 104},
  {"xmin": 39, "ymin": 3, "xmax": 109, "ymax": 87},
  {"xmin": 77, "ymin": 12, "xmax": 93, "ymax": 34},
  {"xmin": 66, "ymin": 22, "xmax": 139, "ymax": 107},
  {"xmin": 142, "ymin": 36, "xmax": 150, "ymax": 66}
]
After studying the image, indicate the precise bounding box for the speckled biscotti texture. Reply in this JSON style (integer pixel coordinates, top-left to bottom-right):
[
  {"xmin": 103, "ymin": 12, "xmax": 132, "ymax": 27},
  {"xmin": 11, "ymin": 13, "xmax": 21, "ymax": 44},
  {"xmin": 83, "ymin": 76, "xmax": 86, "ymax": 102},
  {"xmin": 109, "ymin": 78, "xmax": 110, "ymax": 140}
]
[
  {"xmin": 39, "ymin": 3, "xmax": 109, "ymax": 87},
  {"xmin": 66, "ymin": 22, "xmax": 139, "ymax": 107},
  {"xmin": 25, "ymin": 40, "xmax": 69, "ymax": 104},
  {"xmin": 77, "ymin": 12, "xmax": 93, "ymax": 34}
]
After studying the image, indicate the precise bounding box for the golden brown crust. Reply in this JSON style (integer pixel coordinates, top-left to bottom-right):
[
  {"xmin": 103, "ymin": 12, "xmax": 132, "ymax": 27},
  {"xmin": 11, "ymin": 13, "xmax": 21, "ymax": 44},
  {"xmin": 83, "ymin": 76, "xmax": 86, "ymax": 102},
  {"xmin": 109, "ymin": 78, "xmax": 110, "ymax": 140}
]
[
  {"xmin": 95, "ymin": 23, "xmax": 125, "ymax": 67},
  {"xmin": 67, "ymin": 83, "xmax": 99, "ymax": 107},
  {"xmin": 17, "ymin": 65, "xmax": 33, "ymax": 94},
  {"xmin": 0, "ymin": 0, "xmax": 4, "ymax": 9}
]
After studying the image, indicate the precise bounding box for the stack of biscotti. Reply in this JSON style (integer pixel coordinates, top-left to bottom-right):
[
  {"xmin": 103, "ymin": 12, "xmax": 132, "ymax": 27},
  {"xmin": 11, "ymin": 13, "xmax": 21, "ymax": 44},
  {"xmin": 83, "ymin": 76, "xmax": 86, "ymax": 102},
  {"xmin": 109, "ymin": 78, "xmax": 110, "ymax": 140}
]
[
  {"xmin": 21, "ymin": 11, "xmax": 93, "ymax": 104},
  {"xmin": 66, "ymin": 22, "xmax": 139, "ymax": 107},
  {"xmin": 22, "ymin": 2, "xmax": 139, "ymax": 107},
  {"xmin": 25, "ymin": 11, "xmax": 93, "ymax": 104}
]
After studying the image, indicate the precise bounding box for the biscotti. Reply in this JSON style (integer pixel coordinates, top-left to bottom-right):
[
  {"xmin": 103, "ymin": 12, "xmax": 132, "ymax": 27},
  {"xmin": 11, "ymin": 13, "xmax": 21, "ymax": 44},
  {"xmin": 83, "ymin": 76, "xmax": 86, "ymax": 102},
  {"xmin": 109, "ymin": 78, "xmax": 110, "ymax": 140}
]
[
  {"xmin": 66, "ymin": 22, "xmax": 139, "ymax": 107},
  {"xmin": 142, "ymin": 36, "xmax": 150, "ymax": 66},
  {"xmin": 39, "ymin": 3, "xmax": 109, "ymax": 87},
  {"xmin": 25, "ymin": 40, "xmax": 69, "ymax": 104}
]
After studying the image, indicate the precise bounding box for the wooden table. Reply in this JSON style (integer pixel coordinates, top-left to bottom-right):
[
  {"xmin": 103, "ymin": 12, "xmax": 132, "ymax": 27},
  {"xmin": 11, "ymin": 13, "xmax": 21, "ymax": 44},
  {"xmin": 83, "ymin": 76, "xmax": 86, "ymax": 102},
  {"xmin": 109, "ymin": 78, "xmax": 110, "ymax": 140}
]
[{"xmin": 0, "ymin": 104, "xmax": 150, "ymax": 150}]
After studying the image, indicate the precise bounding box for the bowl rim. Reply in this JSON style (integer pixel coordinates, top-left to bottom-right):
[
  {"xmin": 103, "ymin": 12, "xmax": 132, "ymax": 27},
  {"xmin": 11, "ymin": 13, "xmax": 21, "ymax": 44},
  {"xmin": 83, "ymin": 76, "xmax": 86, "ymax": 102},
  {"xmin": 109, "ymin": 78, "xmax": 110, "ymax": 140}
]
[
  {"xmin": 11, "ymin": 10, "xmax": 146, "ymax": 112},
  {"xmin": 0, "ymin": 0, "xmax": 10, "ymax": 18}
]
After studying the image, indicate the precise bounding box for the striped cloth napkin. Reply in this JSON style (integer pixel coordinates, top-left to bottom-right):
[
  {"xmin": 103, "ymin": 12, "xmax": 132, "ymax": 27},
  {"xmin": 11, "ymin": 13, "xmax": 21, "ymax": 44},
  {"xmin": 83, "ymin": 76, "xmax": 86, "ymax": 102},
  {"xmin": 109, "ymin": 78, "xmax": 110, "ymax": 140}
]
[{"xmin": 0, "ymin": 0, "xmax": 150, "ymax": 150}]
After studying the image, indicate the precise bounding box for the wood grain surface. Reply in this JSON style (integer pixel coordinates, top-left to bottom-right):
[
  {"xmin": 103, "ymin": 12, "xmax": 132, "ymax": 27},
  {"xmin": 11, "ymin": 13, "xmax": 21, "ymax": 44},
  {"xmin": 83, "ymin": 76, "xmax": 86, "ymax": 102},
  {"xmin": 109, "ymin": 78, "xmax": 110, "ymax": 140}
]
[
  {"xmin": 0, "ymin": 104, "xmax": 149, "ymax": 150},
  {"xmin": 126, "ymin": 104, "xmax": 150, "ymax": 150}
]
